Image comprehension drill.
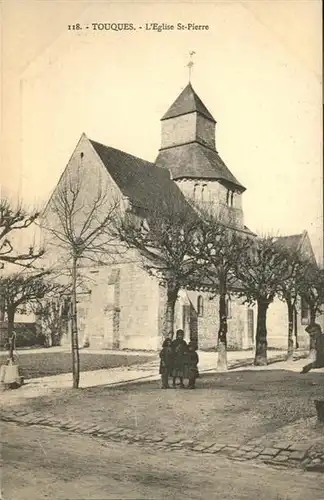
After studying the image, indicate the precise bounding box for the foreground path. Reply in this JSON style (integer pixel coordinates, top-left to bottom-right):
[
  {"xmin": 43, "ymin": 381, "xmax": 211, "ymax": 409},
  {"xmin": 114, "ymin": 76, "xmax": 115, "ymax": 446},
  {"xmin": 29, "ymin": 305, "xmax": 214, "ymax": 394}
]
[{"xmin": 2, "ymin": 422, "xmax": 323, "ymax": 500}]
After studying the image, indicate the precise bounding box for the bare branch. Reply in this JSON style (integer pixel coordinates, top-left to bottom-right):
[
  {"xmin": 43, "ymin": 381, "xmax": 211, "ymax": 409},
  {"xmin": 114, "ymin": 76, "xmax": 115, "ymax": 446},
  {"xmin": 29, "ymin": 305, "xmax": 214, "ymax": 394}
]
[{"xmin": 0, "ymin": 197, "xmax": 44, "ymax": 268}]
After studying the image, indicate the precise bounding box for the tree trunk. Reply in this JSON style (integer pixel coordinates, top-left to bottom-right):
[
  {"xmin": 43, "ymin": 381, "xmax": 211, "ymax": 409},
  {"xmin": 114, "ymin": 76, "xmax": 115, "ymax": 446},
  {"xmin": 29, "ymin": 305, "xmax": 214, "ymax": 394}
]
[
  {"xmin": 71, "ymin": 255, "xmax": 80, "ymax": 388},
  {"xmin": 309, "ymin": 306, "xmax": 317, "ymax": 359},
  {"xmin": 286, "ymin": 300, "xmax": 294, "ymax": 361},
  {"xmin": 0, "ymin": 292, "xmax": 5, "ymax": 322},
  {"xmin": 254, "ymin": 299, "xmax": 269, "ymax": 366},
  {"xmin": 164, "ymin": 286, "xmax": 179, "ymax": 339},
  {"xmin": 7, "ymin": 305, "xmax": 16, "ymax": 361},
  {"xmin": 51, "ymin": 331, "xmax": 62, "ymax": 347},
  {"xmin": 293, "ymin": 306, "xmax": 299, "ymax": 349},
  {"xmin": 310, "ymin": 307, "xmax": 316, "ymax": 324},
  {"xmin": 217, "ymin": 291, "xmax": 228, "ymax": 371}
]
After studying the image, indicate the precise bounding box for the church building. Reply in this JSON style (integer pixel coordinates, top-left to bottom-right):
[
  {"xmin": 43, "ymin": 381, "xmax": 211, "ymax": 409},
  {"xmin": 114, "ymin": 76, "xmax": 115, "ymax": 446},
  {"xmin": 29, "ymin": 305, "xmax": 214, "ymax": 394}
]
[{"xmin": 43, "ymin": 82, "xmax": 315, "ymax": 352}]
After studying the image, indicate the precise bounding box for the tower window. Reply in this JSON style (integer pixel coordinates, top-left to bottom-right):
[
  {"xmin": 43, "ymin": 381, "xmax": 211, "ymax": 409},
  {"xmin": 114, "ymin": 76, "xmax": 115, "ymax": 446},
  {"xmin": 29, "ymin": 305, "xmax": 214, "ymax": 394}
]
[
  {"xmin": 201, "ymin": 184, "xmax": 207, "ymax": 202},
  {"xmin": 226, "ymin": 190, "xmax": 235, "ymax": 207},
  {"xmin": 197, "ymin": 295, "xmax": 204, "ymax": 317},
  {"xmin": 193, "ymin": 183, "xmax": 199, "ymax": 199}
]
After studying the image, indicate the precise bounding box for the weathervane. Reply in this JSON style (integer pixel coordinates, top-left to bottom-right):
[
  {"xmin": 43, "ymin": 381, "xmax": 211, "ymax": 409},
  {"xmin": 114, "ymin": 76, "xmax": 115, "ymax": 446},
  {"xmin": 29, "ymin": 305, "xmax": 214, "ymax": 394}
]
[{"xmin": 187, "ymin": 51, "xmax": 196, "ymax": 82}]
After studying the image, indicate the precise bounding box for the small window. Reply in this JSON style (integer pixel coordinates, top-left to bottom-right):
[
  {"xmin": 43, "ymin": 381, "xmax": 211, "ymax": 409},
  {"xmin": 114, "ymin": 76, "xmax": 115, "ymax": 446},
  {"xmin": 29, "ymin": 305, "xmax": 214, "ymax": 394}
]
[
  {"xmin": 201, "ymin": 184, "xmax": 207, "ymax": 202},
  {"xmin": 193, "ymin": 183, "xmax": 199, "ymax": 199},
  {"xmin": 226, "ymin": 190, "xmax": 235, "ymax": 207},
  {"xmin": 197, "ymin": 295, "xmax": 204, "ymax": 317},
  {"xmin": 226, "ymin": 296, "xmax": 232, "ymax": 319}
]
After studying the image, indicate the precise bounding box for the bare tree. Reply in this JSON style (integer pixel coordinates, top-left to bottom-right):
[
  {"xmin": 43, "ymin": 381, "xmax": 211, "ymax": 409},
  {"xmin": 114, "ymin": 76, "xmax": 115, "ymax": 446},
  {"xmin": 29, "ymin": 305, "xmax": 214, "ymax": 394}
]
[
  {"xmin": 276, "ymin": 248, "xmax": 309, "ymax": 360},
  {"xmin": 0, "ymin": 197, "xmax": 44, "ymax": 322},
  {"xmin": 42, "ymin": 163, "xmax": 120, "ymax": 388},
  {"xmin": 235, "ymin": 236, "xmax": 290, "ymax": 366},
  {"xmin": 190, "ymin": 210, "xmax": 252, "ymax": 370},
  {"xmin": 0, "ymin": 271, "xmax": 61, "ymax": 359},
  {"xmin": 0, "ymin": 198, "xmax": 44, "ymax": 268},
  {"xmin": 32, "ymin": 292, "xmax": 70, "ymax": 347},
  {"xmin": 115, "ymin": 200, "xmax": 202, "ymax": 339}
]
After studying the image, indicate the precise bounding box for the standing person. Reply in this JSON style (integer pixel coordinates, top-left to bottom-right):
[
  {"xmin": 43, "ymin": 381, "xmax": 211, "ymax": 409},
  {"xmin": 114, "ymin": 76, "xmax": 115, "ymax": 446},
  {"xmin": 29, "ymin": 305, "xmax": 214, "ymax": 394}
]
[
  {"xmin": 187, "ymin": 341, "xmax": 199, "ymax": 389},
  {"xmin": 159, "ymin": 338, "xmax": 173, "ymax": 389},
  {"xmin": 171, "ymin": 329, "xmax": 188, "ymax": 388},
  {"xmin": 8, "ymin": 330, "xmax": 17, "ymax": 362},
  {"xmin": 300, "ymin": 323, "xmax": 324, "ymax": 373}
]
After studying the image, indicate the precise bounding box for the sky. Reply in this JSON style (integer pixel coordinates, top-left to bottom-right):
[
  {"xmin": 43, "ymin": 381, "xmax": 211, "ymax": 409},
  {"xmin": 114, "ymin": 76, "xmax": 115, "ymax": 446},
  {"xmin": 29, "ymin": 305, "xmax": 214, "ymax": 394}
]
[{"xmin": 1, "ymin": 0, "xmax": 323, "ymax": 262}]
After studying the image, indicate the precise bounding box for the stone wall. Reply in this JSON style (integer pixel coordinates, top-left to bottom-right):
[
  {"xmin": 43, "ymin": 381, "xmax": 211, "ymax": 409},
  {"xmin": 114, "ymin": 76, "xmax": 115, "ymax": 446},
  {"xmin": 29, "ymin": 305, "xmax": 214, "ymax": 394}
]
[
  {"xmin": 40, "ymin": 134, "xmax": 162, "ymax": 351},
  {"xmin": 196, "ymin": 114, "xmax": 216, "ymax": 149},
  {"xmin": 267, "ymin": 297, "xmax": 309, "ymax": 350},
  {"xmin": 82, "ymin": 262, "xmax": 161, "ymax": 351},
  {"xmin": 174, "ymin": 290, "xmax": 256, "ymax": 350},
  {"xmin": 175, "ymin": 179, "xmax": 244, "ymax": 229},
  {"xmin": 161, "ymin": 113, "xmax": 197, "ymax": 149}
]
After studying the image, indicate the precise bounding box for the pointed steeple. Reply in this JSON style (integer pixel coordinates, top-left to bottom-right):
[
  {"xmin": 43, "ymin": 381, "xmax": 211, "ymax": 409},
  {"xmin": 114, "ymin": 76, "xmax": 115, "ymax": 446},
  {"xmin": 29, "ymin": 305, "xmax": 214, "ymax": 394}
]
[
  {"xmin": 162, "ymin": 83, "xmax": 216, "ymax": 123},
  {"xmin": 160, "ymin": 83, "xmax": 216, "ymax": 151},
  {"xmin": 156, "ymin": 83, "xmax": 245, "ymax": 193}
]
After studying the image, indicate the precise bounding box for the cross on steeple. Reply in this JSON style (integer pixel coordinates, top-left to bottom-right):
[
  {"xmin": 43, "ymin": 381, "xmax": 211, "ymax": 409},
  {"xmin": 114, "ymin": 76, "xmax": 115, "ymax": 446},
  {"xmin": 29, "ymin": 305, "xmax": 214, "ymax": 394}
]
[{"xmin": 187, "ymin": 51, "xmax": 196, "ymax": 82}]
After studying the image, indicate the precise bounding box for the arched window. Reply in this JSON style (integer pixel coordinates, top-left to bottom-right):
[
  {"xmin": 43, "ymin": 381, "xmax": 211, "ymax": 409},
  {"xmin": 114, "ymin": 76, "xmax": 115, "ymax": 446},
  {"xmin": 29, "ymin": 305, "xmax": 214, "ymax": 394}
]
[
  {"xmin": 226, "ymin": 190, "xmax": 235, "ymax": 207},
  {"xmin": 193, "ymin": 183, "xmax": 199, "ymax": 199},
  {"xmin": 225, "ymin": 296, "xmax": 232, "ymax": 319},
  {"xmin": 197, "ymin": 295, "xmax": 204, "ymax": 317}
]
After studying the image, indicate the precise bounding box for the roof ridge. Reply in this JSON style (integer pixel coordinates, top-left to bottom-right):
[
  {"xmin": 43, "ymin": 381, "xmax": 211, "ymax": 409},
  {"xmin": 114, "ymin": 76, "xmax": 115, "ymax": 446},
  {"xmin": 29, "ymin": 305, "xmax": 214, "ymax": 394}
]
[
  {"xmin": 89, "ymin": 138, "xmax": 154, "ymax": 167},
  {"xmin": 198, "ymin": 144, "xmax": 245, "ymax": 190},
  {"xmin": 277, "ymin": 233, "xmax": 304, "ymax": 239},
  {"xmin": 191, "ymin": 88, "xmax": 215, "ymax": 122}
]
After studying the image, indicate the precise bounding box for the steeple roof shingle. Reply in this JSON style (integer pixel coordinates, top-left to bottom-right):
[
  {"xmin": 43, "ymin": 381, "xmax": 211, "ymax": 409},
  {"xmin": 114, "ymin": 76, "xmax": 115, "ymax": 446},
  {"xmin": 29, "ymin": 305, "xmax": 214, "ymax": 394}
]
[{"xmin": 161, "ymin": 83, "xmax": 216, "ymax": 123}]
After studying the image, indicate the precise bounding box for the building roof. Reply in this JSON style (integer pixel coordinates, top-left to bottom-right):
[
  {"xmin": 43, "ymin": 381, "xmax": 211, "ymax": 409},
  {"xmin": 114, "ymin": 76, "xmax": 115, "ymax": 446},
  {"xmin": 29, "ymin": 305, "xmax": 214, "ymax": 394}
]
[
  {"xmin": 161, "ymin": 83, "xmax": 216, "ymax": 123},
  {"xmin": 155, "ymin": 142, "xmax": 246, "ymax": 191},
  {"xmin": 89, "ymin": 139, "xmax": 194, "ymax": 216},
  {"xmin": 275, "ymin": 233, "xmax": 304, "ymax": 251},
  {"xmin": 275, "ymin": 231, "xmax": 317, "ymax": 263}
]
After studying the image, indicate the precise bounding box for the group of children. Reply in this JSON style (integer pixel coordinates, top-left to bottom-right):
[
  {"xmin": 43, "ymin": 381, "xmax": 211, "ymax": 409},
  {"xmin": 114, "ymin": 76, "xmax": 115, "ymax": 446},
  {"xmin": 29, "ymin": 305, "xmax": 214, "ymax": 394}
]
[{"xmin": 159, "ymin": 329, "xmax": 199, "ymax": 389}]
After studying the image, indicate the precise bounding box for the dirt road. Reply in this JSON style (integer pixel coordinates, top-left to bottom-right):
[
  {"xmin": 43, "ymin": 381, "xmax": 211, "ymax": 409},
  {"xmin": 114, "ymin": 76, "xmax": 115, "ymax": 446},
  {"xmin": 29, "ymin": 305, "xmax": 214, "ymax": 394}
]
[{"xmin": 2, "ymin": 422, "xmax": 324, "ymax": 500}]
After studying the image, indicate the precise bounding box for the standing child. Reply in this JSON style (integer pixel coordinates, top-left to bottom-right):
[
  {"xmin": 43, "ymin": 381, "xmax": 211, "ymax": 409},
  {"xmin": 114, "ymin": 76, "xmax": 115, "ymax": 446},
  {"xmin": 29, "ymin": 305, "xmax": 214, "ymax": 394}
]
[
  {"xmin": 187, "ymin": 341, "xmax": 199, "ymax": 389},
  {"xmin": 159, "ymin": 338, "xmax": 173, "ymax": 389},
  {"xmin": 171, "ymin": 329, "xmax": 188, "ymax": 388}
]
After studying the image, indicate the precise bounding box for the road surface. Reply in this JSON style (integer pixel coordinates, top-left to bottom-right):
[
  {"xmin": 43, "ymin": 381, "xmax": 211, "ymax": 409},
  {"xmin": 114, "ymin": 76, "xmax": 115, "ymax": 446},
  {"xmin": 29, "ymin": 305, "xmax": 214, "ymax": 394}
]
[{"xmin": 2, "ymin": 422, "xmax": 324, "ymax": 500}]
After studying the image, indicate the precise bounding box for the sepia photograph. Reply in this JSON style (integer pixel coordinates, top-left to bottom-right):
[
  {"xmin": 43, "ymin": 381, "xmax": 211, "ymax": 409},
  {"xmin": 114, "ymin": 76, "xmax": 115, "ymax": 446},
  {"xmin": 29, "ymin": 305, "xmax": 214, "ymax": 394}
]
[{"xmin": 0, "ymin": 1, "xmax": 323, "ymax": 499}]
